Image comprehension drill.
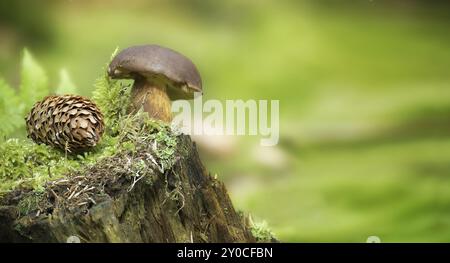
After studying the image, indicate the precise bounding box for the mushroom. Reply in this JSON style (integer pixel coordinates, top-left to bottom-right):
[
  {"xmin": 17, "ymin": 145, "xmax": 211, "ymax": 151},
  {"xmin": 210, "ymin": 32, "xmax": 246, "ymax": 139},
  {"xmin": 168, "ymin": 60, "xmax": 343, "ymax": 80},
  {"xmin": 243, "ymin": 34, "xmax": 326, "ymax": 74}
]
[{"xmin": 108, "ymin": 44, "xmax": 202, "ymax": 123}]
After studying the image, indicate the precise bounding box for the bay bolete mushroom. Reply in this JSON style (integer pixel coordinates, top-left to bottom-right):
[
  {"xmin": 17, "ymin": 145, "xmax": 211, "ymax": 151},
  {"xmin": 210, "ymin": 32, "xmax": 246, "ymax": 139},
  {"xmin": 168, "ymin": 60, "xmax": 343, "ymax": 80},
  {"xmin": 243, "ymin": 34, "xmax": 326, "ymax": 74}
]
[{"xmin": 108, "ymin": 44, "xmax": 202, "ymax": 123}]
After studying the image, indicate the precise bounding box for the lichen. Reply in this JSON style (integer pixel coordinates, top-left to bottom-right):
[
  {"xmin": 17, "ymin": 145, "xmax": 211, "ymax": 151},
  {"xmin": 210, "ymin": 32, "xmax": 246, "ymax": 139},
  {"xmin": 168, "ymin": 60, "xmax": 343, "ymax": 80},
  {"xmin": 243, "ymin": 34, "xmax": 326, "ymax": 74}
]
[
  {"xmin": 237, "ymin": 211, "xmax": 278, "ymax": 243},
  {"xmin": 250, "ymin": 219, "xmax": 277, "ymax": 243}
]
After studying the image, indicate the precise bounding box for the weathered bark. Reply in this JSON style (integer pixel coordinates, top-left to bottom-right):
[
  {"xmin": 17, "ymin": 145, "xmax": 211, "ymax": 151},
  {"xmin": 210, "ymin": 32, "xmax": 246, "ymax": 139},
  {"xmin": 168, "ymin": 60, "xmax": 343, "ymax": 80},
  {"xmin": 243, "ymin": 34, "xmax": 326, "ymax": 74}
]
[{"xmin": 0, "ymin": 136, "xmax": 255, "ymax": 243}]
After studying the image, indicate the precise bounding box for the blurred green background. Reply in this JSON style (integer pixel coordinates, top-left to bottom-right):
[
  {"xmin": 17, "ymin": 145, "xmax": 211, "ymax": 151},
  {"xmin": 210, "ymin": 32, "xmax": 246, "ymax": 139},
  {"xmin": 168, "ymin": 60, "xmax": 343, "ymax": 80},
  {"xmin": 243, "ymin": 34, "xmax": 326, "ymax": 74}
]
[{"xmin": 1, "ymin": 0, "xmax": 450, "ymax": 242}]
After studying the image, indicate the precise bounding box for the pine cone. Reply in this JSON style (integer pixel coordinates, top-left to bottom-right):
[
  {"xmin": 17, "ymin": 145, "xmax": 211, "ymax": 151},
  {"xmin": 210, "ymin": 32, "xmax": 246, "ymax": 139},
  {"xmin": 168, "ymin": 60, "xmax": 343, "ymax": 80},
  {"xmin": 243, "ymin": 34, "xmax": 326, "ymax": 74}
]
[{"xmin": 25, "ymin": 95, "xmax": 105, "ymax": 153}]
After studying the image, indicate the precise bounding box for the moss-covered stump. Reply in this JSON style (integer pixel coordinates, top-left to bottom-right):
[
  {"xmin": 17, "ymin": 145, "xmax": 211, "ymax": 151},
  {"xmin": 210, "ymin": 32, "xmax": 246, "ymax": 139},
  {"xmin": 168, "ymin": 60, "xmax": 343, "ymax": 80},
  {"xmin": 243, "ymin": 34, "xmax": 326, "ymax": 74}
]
[{"xmin": 0, "ymin": 135, "xmax": 255, "ymax": 243}]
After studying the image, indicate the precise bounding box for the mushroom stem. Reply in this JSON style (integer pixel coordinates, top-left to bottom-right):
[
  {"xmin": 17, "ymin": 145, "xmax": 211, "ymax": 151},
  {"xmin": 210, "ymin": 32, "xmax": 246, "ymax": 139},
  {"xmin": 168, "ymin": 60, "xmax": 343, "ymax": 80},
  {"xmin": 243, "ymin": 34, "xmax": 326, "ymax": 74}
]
[{"xmin": 130, "ymin": 77, "xmax": 172, "ymax": 123}]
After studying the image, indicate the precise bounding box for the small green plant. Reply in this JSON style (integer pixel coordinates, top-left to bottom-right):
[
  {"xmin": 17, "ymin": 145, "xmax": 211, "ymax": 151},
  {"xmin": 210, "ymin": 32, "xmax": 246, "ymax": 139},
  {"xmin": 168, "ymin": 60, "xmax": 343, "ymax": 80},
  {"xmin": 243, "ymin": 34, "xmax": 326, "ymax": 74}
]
[
  {"xmin": 56, "ymin": 68, "xmax": 78, "ymax": 95},
  {"xmin": 0, "ymin": 49, "xmax": 79, "ymax": 138},
  {"xmin": 19, "ymin": 49, "xmax": 49, "ymax": 111},
  {"xmin": 0, "ymin": 79, "xmax": 22, "ymax": 137},
  {"xmin": 92, "ymin": 48, "xmax": 131, "ymax": 136}
]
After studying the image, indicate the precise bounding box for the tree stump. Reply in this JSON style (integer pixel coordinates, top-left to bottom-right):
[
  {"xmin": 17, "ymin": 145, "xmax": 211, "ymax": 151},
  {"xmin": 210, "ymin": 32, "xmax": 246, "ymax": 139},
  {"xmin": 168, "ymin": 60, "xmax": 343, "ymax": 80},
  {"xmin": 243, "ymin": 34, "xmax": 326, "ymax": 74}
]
[{"xmin": 0, "ymin": 135, "xmax": 256, "ymax": 243}]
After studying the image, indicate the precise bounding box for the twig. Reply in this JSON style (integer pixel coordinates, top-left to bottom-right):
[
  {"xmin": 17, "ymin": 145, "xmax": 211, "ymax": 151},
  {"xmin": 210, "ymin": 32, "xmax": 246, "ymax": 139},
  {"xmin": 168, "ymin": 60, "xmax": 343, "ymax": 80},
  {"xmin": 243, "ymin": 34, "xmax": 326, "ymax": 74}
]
[{"xmin": 127, "ymin": 174, "xmax": 145, "ymax": 192}]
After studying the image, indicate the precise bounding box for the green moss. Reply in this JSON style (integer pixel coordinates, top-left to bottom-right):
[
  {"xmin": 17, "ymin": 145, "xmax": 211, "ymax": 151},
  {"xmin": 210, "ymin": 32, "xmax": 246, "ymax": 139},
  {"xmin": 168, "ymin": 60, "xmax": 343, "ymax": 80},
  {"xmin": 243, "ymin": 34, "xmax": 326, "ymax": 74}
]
[
  {"xmin": 17, "ymin": 192, "xmax": 46, "ymax": 216},
  {"xmin": 0, "ymin": 120, "xmax": 179, "ymax": 196},
  {"xmin": 0, "ymin": 135, "xmax": 120, "ymax": 194},
  {"xmin": 92, "ymin": 48, "xmax": 131, "ymax": 136},
  {"xmin": 0, "ymin": 49, "xmax": 180, "ymax": 195},
  {"xmin": 0, "ymin": 138, "xmax": 69, "ymax": 193}
]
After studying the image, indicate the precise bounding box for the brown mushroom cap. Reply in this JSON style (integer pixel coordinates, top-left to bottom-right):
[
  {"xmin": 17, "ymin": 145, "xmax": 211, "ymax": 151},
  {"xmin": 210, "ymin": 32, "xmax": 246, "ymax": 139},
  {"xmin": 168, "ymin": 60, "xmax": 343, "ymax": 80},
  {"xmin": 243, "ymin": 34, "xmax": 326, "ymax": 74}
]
[{"xmin": 108, "ymin": 45, "xmax": 202, "ymax": 100}]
